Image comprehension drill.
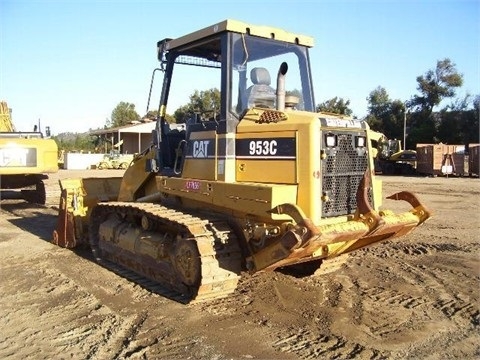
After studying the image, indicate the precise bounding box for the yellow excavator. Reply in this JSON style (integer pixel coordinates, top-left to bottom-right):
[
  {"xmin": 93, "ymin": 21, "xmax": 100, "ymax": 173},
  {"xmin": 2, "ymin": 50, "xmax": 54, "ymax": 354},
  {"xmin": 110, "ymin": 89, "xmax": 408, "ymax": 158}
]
[
  {"xmin": 369, "ymin": 130, "xmax": 417, "ymax": 175},
  {"xmin": 52, "ymin": 20, "xmax": 431, "ymax": 303},
  {"xmin": 0, "ymin": 101, "xmax": 58, "ymax": 204}
]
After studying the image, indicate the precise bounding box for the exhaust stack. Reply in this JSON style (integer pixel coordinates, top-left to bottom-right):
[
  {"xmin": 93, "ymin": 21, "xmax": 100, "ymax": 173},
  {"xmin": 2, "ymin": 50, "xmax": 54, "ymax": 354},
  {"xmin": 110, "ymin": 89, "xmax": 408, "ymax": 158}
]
[{"xmin": 276, "ymin": 62, "xmax": 288, "ymax": 112}]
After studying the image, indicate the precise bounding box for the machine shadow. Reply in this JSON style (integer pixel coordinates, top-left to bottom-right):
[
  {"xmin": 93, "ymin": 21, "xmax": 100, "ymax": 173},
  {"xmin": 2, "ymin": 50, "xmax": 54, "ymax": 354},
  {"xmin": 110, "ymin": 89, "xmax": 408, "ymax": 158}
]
[{"xmin": 2, "ymin": 201, "xmax": 58, "ymax": 241}]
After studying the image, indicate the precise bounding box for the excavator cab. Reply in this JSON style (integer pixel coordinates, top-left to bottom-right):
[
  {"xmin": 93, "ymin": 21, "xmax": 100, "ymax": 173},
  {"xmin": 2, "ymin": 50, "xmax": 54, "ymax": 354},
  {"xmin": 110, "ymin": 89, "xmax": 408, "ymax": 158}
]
[{"xmin": 373, "ymin": 132, "xmax": 417, "ymax": 175}]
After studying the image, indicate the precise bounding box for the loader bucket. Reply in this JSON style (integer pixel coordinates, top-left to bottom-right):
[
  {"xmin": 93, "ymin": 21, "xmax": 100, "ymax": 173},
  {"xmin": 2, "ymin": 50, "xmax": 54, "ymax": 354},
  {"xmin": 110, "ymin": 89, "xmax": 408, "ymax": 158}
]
[{"xmin": 52, "ymin": 177, "xmax": 122, "ymax": 248}]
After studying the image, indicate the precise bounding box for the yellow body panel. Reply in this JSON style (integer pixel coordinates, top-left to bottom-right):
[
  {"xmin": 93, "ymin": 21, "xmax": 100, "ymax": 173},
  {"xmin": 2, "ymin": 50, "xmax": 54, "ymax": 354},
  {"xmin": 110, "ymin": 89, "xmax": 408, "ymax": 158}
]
[
  {"xmin": 0, "ymin": 137, "xmax": 58, "ymax": 175},
  {"xmin": 237, "ymin": 109, "xmax": 324, "ymax": 222},
  {"xmin": 158, "ymin": 176, "xmax": 297, "ymax": 220},
  {"xmin": 181, "ymin": 130, "xmax": 216, "ymax": 180},
  {"xmin": 236, "ymin": 159, "xmax": 296, "ymax": 184},
  {"xmin": 236, "ymin": 130, "xmax": 297, "ymax": 184},
  {"xmin": 117, "ymin": 149, "xmax": 156, "ymax": 202},
  {"xmin": 1, "ymin": 100, "xmax": 58, "ymax": 176}
]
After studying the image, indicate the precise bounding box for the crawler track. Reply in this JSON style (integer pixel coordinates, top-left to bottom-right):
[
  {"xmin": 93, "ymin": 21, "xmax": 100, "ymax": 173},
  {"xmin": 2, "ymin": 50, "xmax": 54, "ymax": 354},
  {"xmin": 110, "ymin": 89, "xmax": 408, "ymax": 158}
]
[{"xmin": 89, "ymin": 202, "xmax": 243, "ymax": 303}]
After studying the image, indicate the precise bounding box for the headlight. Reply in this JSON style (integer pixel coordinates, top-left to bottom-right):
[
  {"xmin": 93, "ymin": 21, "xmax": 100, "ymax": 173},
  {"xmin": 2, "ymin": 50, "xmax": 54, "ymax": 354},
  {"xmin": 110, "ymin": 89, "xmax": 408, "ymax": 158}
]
[
  {"xmin": 356, "ymin": 136, "xmax": 366, "ymax": 148},
  {"xmin": 325, "ymin": 133, "xmax": 337, "ymax": 147}
]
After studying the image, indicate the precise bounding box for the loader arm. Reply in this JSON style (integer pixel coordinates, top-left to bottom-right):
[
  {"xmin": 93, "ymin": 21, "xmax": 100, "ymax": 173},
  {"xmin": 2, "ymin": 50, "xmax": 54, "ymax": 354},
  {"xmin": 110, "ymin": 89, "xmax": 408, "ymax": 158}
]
[{"xmin": 117, "ymin": 145, "xmax": 157, "ymax": 202}]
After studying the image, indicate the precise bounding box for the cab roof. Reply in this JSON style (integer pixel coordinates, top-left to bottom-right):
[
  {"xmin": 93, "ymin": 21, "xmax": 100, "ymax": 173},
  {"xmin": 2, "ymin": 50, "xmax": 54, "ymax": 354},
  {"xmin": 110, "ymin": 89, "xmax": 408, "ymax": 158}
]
[{"xmin": 163, "ymin": 19, "xmax": 314, "ymax": 51}]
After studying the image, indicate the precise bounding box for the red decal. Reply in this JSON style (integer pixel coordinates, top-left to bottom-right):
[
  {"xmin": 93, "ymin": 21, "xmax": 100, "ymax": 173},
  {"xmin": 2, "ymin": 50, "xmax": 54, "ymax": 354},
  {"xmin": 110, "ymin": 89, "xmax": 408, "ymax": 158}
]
[{"xmin": 185, "ymin": 180, "xmax": 201, "ymax": 190}]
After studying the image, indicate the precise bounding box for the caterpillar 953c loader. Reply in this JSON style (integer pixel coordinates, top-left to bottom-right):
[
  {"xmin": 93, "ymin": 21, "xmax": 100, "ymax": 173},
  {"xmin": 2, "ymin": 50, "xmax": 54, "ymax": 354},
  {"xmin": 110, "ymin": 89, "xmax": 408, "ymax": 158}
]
[{"xmin": 52, "ymin": 20, "xmax": 431, "ymax": 303}]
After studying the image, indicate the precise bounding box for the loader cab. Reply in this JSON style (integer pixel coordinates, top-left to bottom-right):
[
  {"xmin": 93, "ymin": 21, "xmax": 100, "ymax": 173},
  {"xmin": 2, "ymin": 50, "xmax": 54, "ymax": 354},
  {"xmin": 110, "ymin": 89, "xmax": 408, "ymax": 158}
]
[{"xmin": 152, "ymin": 20, "xmax": 315, "ymax": 179}]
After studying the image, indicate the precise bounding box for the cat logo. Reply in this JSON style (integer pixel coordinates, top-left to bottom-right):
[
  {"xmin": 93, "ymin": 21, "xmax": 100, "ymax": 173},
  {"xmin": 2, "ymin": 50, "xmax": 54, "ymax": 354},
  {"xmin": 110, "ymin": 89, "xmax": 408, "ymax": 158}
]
[{"xmin": 192, "ymin": 140, "xmax": 210, "ymax": 158}]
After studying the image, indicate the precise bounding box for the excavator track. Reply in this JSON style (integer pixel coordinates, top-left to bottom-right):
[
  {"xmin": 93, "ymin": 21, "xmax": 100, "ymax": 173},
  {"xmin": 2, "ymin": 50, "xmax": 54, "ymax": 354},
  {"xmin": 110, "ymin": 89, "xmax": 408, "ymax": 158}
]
[{"xmin": 89, "ymin": 202, "xmax": 243, "ymax": 303}]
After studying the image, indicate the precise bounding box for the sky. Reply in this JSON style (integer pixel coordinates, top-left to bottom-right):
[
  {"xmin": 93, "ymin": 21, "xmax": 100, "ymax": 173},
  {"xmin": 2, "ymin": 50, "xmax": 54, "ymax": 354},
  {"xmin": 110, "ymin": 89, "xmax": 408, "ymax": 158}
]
[{"xmin": 1, "ymin": 0, "xmax": 479, "ymax": 134}]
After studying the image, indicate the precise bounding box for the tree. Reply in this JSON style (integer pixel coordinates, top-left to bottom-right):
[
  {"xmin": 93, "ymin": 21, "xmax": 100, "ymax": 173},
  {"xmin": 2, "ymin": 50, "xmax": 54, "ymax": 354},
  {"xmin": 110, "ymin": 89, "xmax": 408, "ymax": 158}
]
[
  {"xmin": 145, "ymin": 109, "xmax": 158, "ymax": 120},
  {"xmin": 437, "ymin": 94, "xmax": 480, "ymax": 145},
  {"xmin": 367, "ymin": 86, "xmax": 390, "ymax": 115},
  {"xmin": 397, "ymin": 59, "xmax": 463, "ymax": 146},
  {"xmin": 407, "ymin": 112, "xmax": 437, "ymax": 145},
  {"xmin": 107, "ymin": 102, "xmax": 141, "ymax": 128},
  {"xmin": 174, "ymin": 88, "xmax": 221, "ymax": 123},
  {"xmin": 365, "ymin": 86, "xmax": 405, "ymax": 141},
  {"xmin": 365, "ymin": 86, "xmax": 391, "ymax": 131},
  {"xmin": 409, "ymin": 58, "xmax": 463, "ymax": 116},
  {"xmin": 474, "ymin": 95, "xmax": 480, "ymax": 113},
  {"xmin": 52, "ymin": 132, "xmax": 97, "ymax": 153},
  {"xmin": 444, "ymin": 94, "xmax": 472, "ymax": 111},
  {"xmin": 316, "ymin": 97, "xmax": 352, "ymax": 116},
  {"xmin": 145, "ymin": 109, "xmax": 175, "ymax": 124}
]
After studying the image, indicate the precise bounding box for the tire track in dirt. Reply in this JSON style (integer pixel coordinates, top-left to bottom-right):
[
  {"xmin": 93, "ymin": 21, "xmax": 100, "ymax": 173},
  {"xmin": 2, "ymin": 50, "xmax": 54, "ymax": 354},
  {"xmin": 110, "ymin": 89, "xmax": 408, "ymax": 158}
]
[
  {"xmin": 0, "ymin": 258, "xmax": 122, "ymax": 359},
  {"xmin": 268, "ymin": 234, "xmax": 479, "ymax": 360},
  {"xmin": 269, "ymin": 270, "xmax": 389, "ymax": 359},
  {"xmin": 399, "ymin": 261, "xmax": 479, "ymax": 329},
  {"xmin": 93, "ymin": 312, "xmax": 148, "ymax": 360},
  {"xmin": 271, "ymin": 327, "xmax": 385, "ymax": 359},
  {"xmin": 364, "ymin": 242, "xmax": 480, "ymax": 329},
  {"xmin": 48, "ymin": 248, "xmax": 230, "ymax": 359},
  {"xmin": 364, "ymin": 241, "xmax": 479, "ymax": 258},
  {"xmin": 48, "ymin": 250, "xmax": 191, "ymax": 359},
  {"xmin": 0, "ymin": 220, "xmax": 177, "ymax": 360},
  {"xmin": 351, "ymin": 242, "xmax": 480, "ymax": 357}
]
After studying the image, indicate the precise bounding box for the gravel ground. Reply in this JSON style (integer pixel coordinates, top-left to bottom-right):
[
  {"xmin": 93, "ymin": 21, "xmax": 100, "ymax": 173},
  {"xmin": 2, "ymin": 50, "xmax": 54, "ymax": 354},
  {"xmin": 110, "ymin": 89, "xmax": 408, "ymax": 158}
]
[{"xmin": 0, "ymin": 170, "xmax": 479, "ymax": 359}]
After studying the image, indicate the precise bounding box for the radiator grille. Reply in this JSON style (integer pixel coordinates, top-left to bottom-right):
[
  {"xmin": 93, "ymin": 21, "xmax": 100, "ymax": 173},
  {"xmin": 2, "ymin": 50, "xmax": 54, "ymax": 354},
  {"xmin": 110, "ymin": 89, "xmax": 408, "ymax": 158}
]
[{"xmin": 321, "ymin": 131, "xmax": 370, "ymax": 217}]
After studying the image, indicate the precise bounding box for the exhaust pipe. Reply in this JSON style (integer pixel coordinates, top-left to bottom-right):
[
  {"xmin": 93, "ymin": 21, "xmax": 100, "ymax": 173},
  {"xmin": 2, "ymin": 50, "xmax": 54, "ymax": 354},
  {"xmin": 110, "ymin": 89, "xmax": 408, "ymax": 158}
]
[{"xmin": 276, "ymin": 62, "xmax": 288, "ymax": 112}]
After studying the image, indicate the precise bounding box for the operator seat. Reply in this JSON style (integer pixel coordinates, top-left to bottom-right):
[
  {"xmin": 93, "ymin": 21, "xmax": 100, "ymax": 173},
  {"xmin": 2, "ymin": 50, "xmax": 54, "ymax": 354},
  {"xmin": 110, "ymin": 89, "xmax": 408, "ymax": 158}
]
[{"xmin": 244, "ymin": 67, "xmax": 276, "ymax": 108}]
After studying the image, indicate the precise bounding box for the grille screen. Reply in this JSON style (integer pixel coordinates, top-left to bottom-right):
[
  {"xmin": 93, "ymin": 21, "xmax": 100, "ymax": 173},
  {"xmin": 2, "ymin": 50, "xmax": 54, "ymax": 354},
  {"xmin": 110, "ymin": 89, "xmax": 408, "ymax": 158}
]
[{"xmin": 321, "ymin": 131, "xmax": 369, "ymax": 217}]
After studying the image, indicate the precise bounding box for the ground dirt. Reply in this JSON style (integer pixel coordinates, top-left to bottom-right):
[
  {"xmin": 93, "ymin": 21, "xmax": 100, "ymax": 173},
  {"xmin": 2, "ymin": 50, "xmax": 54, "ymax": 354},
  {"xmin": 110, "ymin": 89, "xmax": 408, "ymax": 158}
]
[{"xmin": 0, "ymin": 170, "xmax": 479, "ymax": 360}]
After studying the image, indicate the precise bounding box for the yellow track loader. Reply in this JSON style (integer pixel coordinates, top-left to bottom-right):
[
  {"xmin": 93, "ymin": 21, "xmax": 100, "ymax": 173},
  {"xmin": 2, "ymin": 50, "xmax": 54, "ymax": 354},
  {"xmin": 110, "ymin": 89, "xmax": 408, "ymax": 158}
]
[
  {"xmin": 0, "ymin": 101, "xmax": 58, "ymax": 204},
  {"xmin": 52, "ymin": 20, "xmax": 431, "ymax": 303}
]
